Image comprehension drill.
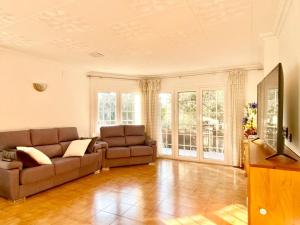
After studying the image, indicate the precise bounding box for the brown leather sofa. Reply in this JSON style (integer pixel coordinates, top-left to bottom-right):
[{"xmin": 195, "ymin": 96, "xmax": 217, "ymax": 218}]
[
  {"xmin": 99, "ymin": 125, "xmax": 157, "ymax": 169},
  {"xmin": 0, "ymin": 127, "xmax": 103, "ymax": 201}
]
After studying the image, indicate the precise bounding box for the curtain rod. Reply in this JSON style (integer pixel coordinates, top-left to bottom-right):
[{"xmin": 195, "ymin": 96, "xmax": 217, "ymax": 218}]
[{"xmin": 87, "ymin": 74, "xmax": 140, "ymax": 81}]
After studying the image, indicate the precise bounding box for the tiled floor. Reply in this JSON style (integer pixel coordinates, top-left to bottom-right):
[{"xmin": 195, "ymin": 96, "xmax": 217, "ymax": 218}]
[{"xmin": 0, "ymin": 159, "xmax": 248, "ymax": 225}]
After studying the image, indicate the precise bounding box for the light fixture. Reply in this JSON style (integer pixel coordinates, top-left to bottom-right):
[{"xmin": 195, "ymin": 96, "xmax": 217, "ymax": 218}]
[
  {"xmin": 33, "ymin": 83, "xmax": 48, "ymax": 92},
  {"xmin": 89, "ymin": 52, "xmax": 104, "ymax": 57}
]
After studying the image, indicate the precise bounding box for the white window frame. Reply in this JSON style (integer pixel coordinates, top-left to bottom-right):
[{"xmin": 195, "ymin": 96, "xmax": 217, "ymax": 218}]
[{"xmin": 94, "ymin": 92, "xmax": 141, "ymax": 135}]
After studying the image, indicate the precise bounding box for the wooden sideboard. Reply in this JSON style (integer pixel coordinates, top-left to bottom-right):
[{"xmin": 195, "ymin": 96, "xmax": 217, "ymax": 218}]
[{"xmin": 247, "ymin": 140, "xmax": 300, "ymax": 225}]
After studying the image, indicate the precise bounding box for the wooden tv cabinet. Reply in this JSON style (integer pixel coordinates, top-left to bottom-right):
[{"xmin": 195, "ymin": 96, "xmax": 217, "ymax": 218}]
[{"xmin": 247, "ymin": 140, "xmax": 300, "ymax": 225}]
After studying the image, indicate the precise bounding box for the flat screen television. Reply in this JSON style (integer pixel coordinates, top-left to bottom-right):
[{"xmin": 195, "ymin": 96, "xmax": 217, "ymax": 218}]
[{"xmin": 257, "ymin": 63, "xmax": 297, "ymax": 160}]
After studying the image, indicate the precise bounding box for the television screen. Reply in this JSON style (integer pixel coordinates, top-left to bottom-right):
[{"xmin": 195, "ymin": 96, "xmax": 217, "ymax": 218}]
[{"xmin": 257, "ymin": 63, "xmax": 284, "ymax": 153}]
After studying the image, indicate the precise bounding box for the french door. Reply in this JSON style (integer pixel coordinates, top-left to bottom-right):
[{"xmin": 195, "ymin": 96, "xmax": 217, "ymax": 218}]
[{"xmin": 158, "ymin": 88, "xmax": 227, "ymax": 164}]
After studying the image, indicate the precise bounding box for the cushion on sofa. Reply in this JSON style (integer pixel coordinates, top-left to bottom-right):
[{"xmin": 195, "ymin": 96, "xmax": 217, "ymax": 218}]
[
  {"xmin": 101, "ymin": 125, "xmax": 124, "ymax": 138},
  {"xmin": 58, "ymin": 127, "xmax": 79, "ymax": 142},
  {"xmin": 125, "ymin": 125, "xmax": 145, "ymax": 136},
  {"xmin": 80, "ymin": 153, "xmax": 100, "ymax": 167},
  {"xmin": 20, "ymin": 164, "xmax": 55, "ymax": 185},
  {"xmin": 0, "ymin": 130, "xmax": 32, "ymax": 150},
  {"xmin": 30, "ymin": 128, "xmax": 59, "ymax": 146},
  {"xmin": 16, "ymin": 147, "xmax": 52, "ymax": 165},
  {"xmin": 52, "ymin": 157, "xmax": 80, "ymax": 175},
  {"xmin": 63, "ymin": 139, "xmax": 91, "ymax": 157},
  {"xmin": 130, "ymin": 146, "xmax": 153, "ymax": 157},
  {"xmin": 35, "ymin": 144, "xmax": 63, "ymax": 158},
  {"xmin": 106, "ymin": 147, "xmax": 130, "ymax": 159},
  {"xmin": 16, "ymin": 151, "xmax": 40, "ymax": 168},
  {"xmin": 125, "ymin": 136, "xmax": 145, "ymax": 146},
  {"xmin": 102, "ymin": 137, "xmax": 126, "ymax": 147}
]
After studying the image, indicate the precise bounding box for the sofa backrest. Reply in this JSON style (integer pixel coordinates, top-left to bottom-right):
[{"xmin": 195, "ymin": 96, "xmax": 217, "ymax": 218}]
[
  {"xmin": 0, "ymin": 130, "xmax": 32, "ymax": 150},
  {"xmin": 100, "ymin": 125, "xmax": 146, "ymax": 147},
  {"xmin": 0, "ymin": 127, "xmax": 79, "ymax": 158},
  {"xmin": 124, "ymin": 125, "xmax": 146, "ymax": 146},
  {"xmin": 58, "ymin": 127, "xmax": 79, "ymax": 142},
  {"xmin": 101, "ymin": 125, "xmax": 126, "ymax": 147}
]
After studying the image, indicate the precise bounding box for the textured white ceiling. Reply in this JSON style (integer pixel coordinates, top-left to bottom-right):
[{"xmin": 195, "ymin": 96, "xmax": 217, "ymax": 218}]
[{"xmin": 0, "ymin": 0, "xmax": 282, "ymax": 75}]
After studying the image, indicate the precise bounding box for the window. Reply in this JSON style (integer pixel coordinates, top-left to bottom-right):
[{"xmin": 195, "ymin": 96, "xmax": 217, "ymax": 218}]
[
  {"xmin": 202, "ymin": 90, "xmax": 225, "ymax": 161},
  {"xmin": 159, "ymin": 93, "xmax": 172, "ymax": 155},
  {"xmin": 97, "ymin": 92, "xmax": 116, "ymax": 129},
  {"xmin": 178, "ymin": 92, "xmax": 197, "ymax": 157},
  {"xmin": 97, "ymin": 92, "xmax": 141, "ymax": 131},
  {"xmin": 121, "ymin": 93, "xmax": 141, "ymax": 125}
]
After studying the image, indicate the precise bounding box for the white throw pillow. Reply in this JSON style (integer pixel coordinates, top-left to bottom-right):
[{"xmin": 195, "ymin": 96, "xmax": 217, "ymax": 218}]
[
  {"xmin": 16, "ymin": 147, "xmax": 52, "ymax": 165},
  {"xmin": 63, "ymin": 139, "xmax": 91, "ymax": 158}
]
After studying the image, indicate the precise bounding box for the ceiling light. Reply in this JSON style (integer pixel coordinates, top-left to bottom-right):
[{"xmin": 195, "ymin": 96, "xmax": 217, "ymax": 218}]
[{"xmin": 89, "ymin": 52, "xmax": 104, "ymax": 57}]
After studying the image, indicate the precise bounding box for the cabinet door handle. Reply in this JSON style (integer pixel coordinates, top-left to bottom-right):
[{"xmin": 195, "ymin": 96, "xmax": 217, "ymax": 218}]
[{"xmin": 259, "ymin": 208, "xmax": 268, "ymax": 215}]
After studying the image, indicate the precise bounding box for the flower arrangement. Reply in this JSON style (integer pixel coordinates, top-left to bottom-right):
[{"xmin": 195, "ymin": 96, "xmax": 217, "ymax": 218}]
[{"xmin": 242, "ymin": 102, "xmax": 257, "ymax": 138}]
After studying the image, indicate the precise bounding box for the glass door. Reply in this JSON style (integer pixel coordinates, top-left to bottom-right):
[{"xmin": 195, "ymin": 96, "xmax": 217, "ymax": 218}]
[
  {"xmin": 177, "ymin": 92, "xmax": 197, "ymax": 158},
  {"xmin": 201, "ymin": 89, "xmax": 225, "ymax": 161},
  {"xmin": 159, "ymin": 93, "xmax": 173, "ymax": 156}
]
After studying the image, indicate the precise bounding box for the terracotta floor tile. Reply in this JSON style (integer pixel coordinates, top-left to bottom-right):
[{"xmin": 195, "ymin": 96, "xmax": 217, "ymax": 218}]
[{"xmin": 0, "ymin": 159, "xmax": 247, "ymax": 225}]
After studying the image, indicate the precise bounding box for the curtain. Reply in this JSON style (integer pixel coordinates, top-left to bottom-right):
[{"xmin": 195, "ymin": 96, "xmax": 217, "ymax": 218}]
[
  {"xmin": 140, "ymin": 79, "xmax": 161, "ymax": 139},
  {"xmin": 227, "ymin": 70, "xmax": 246, "ymax": 167}
]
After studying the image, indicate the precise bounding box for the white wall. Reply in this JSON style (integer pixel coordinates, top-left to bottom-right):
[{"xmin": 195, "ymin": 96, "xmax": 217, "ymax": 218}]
[
  {"xmin": 262, "ymin": 0, "xmax": 300, "ymax": 155},
  {"xmin": 0, "ymin": 48, "xmax": 90, "ymax": 136},
  {"xmin": 278, "ymin": 0, "xmax": 300, "ymax": 154}
]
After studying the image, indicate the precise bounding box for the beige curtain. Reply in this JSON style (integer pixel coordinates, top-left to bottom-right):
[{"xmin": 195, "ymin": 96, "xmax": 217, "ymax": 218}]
[
  {"xmin": 227, "ymin": 70, "xmax": 246, "ymax": 167},
  {"xmin": 140, "ymin": 79, "xmax": 161, "ymax": 139}
]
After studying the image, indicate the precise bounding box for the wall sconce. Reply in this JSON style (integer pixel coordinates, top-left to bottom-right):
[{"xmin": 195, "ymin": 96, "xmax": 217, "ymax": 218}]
[{"xmin": 33, "ymin": 83, "xmax": 48, "ymax": 92}]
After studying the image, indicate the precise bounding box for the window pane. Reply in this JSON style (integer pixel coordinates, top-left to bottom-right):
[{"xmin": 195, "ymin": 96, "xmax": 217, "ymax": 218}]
[
  {"xmin": 178, "ymin": 92, "xmax": 197, "ymax": 158},
  {"xmin": 202, "ymin": 90, "xmax": 225, "ymax": 161},
  {"xmin": 97, "ymin": 92, "xmax": 117, "ymax": 129},
  {"xmin": 121, "ymin": 93, "xmax": 141, "ymax": 125}
]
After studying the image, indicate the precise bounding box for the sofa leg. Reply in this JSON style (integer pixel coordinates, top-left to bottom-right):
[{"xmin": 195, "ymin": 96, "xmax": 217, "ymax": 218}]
[
  {"xmin": 102, "ymin": 167, "xmax": 110, "ymax": 171},
  {"xmin": 149, "ymin": 162, "xmax": 155, "ymax": 166},
  {"xmin": 94, "ymin": 170, "xmax": 101, "ymax": 174},
  {"xmin": 11, "ymin": 197, "xmax": 26, "ymax": 204}
]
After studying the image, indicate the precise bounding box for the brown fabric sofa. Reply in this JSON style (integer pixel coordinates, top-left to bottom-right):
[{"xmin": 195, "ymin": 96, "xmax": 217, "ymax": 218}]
[
  {"xmin": 0, "ymin": 127, "xmax": 103, "ymax": 201},
  {"xmin": 99, "ymin": 125, "xmax": 157, "ymax": 169}
]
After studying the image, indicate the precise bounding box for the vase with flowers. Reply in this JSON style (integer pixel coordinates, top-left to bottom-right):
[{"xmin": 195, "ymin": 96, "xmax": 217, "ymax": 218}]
[{"xmin": 242, "ymin": 102, "xmax": 257, "ymax": 139}]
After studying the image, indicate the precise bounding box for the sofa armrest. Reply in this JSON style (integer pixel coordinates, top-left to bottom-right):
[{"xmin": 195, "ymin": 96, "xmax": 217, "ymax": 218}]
[
  {"xmin": 0, "ymin": 168, "xmax": 20, "ymax": 200},
  {"xmin": 0, "ymin": 159, "xmax": 23, "ymax": 170},
  {"xmin": 93, "ymin": 141, "xmax": 108, "ymax": 152},
  {"xmin": 145, "ymin": 138, "xmax": 157, "ymax": 147}
]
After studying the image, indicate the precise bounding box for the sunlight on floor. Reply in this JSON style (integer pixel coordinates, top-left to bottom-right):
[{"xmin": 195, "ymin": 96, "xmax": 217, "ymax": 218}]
[
  {"xmin": 215, "ymin": 204, "xmax": 248, "ymax": 225},
  {"xmin": 162, "ymin": 214, "xmax": 217, "ymax": 225},
  {"xmin": 161, "ymin": 204, "xmax": 247, "ymax": 225}
]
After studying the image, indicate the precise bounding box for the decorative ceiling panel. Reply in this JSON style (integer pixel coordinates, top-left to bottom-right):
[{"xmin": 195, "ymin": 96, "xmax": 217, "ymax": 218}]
[{"xmin": 0, "ymin": 0, "xmax": 282, "ymax": 75}]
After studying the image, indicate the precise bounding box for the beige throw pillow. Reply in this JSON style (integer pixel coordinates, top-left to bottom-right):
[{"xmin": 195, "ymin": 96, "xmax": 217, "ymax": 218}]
[
  {"xmin": 63, "ymin": 139, "xmax": 92, "ymax": 158},
  {"xmin": 16, "ymin": 147, "xmax": 52, "ymax": 165}
]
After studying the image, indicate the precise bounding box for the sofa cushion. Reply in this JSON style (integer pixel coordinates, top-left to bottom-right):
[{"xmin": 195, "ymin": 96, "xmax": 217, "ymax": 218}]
[
  {"xmin": 102, "ymin": 137, "xmax": 126, "ymax": 147},
  {"xmin": 106, "ymin": 147, "xmax": 130, "ymax": 159},
  {"xmin": 52, "ymin": 157, "xmax": 80, "ymax": 175},
  {"xmin": 59, "ymin": 141, "xmax": 71, "ymax": 154},
  {"xmin": 80, "ymin": 153, "xmax": 100, "ymax": 167},
  {"xmin": 35, "ymin": 144, "xmax": 63, "ymax": 158},
  {"xmin": 20, "ymin": 164, "xmax": 55, "ymax": 185},
  {"xmin": 16, "ymin": 147, "xmax": 52, "ymax": 166},
  {"xmin": 101, "ymin": 125, "xmax": 124, "ymax": 138},
  {"xmin": 0, "ymin": 130, "xmax": 32, "ymax": 150},
  {"xmin": 125, "ymin": 136, "xmax": 145, "ymax": 146},
  {"xmin": 58, "ymin": 127, "xmax": 79, "ymax": 142},
  {"xmin": 31, "ymin": 128, "xmax": 58, "ymax": 146},
  {"xmin": 130, "ymin": 146, "xmax": 153, "ymax": 157},
  {"xmin": 125, "ymin": 125, "xmax": 145, "ymax": 136}
]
